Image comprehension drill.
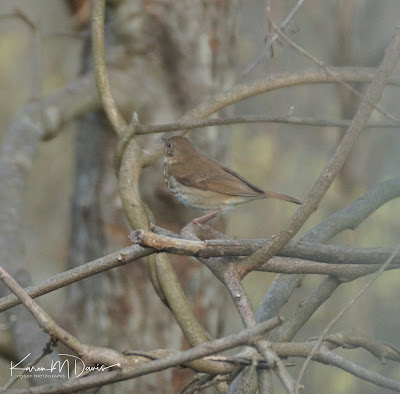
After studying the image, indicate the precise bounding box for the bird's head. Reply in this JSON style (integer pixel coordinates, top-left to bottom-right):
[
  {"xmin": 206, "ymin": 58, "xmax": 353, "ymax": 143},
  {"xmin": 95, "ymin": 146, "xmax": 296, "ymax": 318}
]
[{"xmin": 162, "ymin": 136, "xmax": 196, "ymax": 158}]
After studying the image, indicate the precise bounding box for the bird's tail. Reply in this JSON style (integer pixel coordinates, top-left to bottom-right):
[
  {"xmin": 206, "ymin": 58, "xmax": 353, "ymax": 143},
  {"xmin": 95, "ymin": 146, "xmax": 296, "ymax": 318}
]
[{"xmin": 264, "ymin": 191, "xmax": 302, "ymax": 205}]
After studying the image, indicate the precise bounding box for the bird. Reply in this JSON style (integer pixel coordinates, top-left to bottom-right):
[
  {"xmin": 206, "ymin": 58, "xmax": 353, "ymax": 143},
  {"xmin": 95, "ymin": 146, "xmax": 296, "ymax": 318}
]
[{"xmin": 162, "ymin": 136, "xmax": 301, "ymax": 224}]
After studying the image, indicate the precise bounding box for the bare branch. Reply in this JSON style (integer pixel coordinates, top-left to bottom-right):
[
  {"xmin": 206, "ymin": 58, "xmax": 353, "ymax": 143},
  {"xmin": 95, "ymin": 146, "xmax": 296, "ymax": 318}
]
[
  {"xmin": 131, "ymin": 229, "xmax": 400, "ymax": 266},
  {"xmin": 270, "ymin": 19, "xmax": 400, "ymax": 124},
  {"xmin": 0, "ymin": 245, "xmax": 152, "ymax": 313},
  {"xmin": 91, "ymin": 0, "xmax": 127, "ymax": 135},
  {"xmin": 272, "ymin": 342, "xmax": 400, "ymax": 392},
  {"xmin": 256, "ymin": 339, "xmax": 296, "ymax": 394},
  {"xmin": 241, "ymin": 0, "xmax": 305, "ymax": 77},
  {"xmin": 295, "ymin": 241, "xmax": 400, "ymax": 392},
  {"xmin": 238, "ymin": 25, "xmax": 400, "ymax": 274},
  {"xmin": 134, "ymin": 115, "xmax": 399, "ymax": 135},
  {"xmin": 255, "ymin": 173, "xmax": 400, "ymax": 327},
  {"xmin": 8, "ymin": 317, "xmax": 283, "ymax": 394},
  {"xmin": 305, "ymin": 175, "xmax": 400, "ymax": 243},
  {"xmin": 2, "ymin": 232, "xmax": 400, "ymax": 314},
  {"xmin": 180, "ymin": 225, "xmax": 295, "ymax": 393},
  {"xmin": 0, "ymin": 265, "xmax": 129, "ymax": 367},
  {"xmin": 321, "ymin": 330, "xmax": 400, "ymax": 363},
  {"xmin": 141, "ymin": 67, "xmax": 400, "ymax": 167}
]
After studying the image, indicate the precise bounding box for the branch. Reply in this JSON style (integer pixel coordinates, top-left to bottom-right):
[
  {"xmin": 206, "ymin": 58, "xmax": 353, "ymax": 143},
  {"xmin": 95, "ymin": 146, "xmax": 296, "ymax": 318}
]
[
  {"xmin": 8, "ymin": 317, "xmax": 283, "ymax": 394},
  {"xmin": 91, "ymin": 0, "xmax": 215, "ymax": 350},
  {"xmin": 0, "ymin": 69, "xmax": 100, "ymax": 376},
  {"xmin": 266, "ymin": 174, "xmax": 400, "ymax": 351},
  {"xmin": 237, "ymin": 25, "xmax": 400, "ymax": 274},
  {"xmin": 321, "ymin": 330, "xmax": 400, "ymax": 363},
  {"xmin": 140, "ymin": 67, "xmax": 400, "ymax": 167},
  {"xmin": 2, "ymin": 232, "xmax": 400, "ymax": 314},
  {"xmin": 272, "ymin": 342, "xmax": 400, "ymax": 392},
  {"xmin": 271, "ymin": 19, "xmax": 399, "ymax": 124},
  {"xmin": 305, "ymin": 176, "xmax": 400, "ymax": 243},
  {"xmin": 295, "ymin": 241, "xmax": 400, "ymax": 392},
  {"xmin": 179, "ymin": 226, "xmax": 296, "ymax": 393},
  {"xmin": 91, "ymin": 0, "xmax": 127, "ymax": 135},
  {"xmin": 255, "ymin": 174, "xmax": 400, "ymax": 327},
  {"xmin": 0, "ymin": 244, "xmax": 152, "ymax": 313},
  {"xmin": 241, "ymin": 0, "xmax": 305, "ymax": 77},
  {"xmin": 133, "ymin": 115, "xmax": 399, "ymax": 135},
  {"xmin": 131, "ymin": 229, "xmax": 400, "ymax": 266},
  {"xmin": 0, "ymin": 265, "xmax": 130, "ymax": 367}
]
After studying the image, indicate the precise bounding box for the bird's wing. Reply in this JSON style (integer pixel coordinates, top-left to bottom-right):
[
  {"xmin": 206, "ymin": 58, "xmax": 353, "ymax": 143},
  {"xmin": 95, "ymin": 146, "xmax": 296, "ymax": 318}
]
[{"xmin": 170, "ymin": 156, "xmax": 264, "ymax": 197}]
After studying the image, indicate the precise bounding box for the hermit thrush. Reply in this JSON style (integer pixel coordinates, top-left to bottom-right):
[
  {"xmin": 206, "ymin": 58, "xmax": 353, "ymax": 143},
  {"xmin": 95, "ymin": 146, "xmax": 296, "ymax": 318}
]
[{"xmin": 162, "ymin": 136, "xmax": 301, "ymax": 223}]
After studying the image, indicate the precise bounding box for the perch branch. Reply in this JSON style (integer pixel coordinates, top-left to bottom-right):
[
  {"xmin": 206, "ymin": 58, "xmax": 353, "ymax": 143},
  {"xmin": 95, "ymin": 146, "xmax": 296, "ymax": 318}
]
[{"xmin": 2, "ymin": 235, "xmax": 400, "ymax": 314}]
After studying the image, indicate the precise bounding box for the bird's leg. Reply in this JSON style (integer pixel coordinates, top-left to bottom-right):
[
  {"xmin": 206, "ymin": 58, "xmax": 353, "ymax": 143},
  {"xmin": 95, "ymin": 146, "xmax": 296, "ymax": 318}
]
[{"xmin": 190, "ymin": 208, "xmax": 223, "ymax": 225}]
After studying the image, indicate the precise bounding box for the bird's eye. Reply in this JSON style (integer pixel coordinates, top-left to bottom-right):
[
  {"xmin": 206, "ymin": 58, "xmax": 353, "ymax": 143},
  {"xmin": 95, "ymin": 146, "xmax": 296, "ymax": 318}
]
[{"xmin": 167, "ymin": 143, "xmax": 172, "ymax": 148}]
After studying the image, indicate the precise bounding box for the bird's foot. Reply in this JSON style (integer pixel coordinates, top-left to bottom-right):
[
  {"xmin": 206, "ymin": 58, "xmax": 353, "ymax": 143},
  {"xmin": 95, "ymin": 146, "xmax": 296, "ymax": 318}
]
[{"xmin": 189, "ymin": 208, "xmax": 222, "ymax": 225}]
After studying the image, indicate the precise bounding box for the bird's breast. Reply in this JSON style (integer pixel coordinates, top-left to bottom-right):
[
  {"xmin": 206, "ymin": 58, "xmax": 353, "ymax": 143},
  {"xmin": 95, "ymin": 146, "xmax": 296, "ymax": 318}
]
[{"xmin": 165, "ymin": 174, "xmax": 255, "ymax": 212}]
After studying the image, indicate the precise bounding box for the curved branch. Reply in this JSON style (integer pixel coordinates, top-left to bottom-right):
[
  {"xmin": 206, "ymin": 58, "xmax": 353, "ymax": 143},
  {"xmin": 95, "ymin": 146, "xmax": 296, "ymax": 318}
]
[
  {"xmin": 305, "ymin": 176, "xmax": 400, "ymax": 243},
  {"xmin": 141, "ymin": 67, "xmax": 400, "ymax": 166},
  {"xmin": 239, "ymin": 25, "xmax": 400, "ymax": 274},
  {"xmin": 255, "ymin": 174, "xmax": 400, "ymax": 325},
  {"xmin": 91, "ymin": 0, "xmax": 127, "ymax": 135}
]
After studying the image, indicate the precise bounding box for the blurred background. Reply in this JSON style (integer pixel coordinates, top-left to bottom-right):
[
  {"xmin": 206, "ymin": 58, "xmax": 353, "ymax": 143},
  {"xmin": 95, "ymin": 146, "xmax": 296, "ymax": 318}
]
[{"xmin": 0, "ymin": 1, "xmax": 400, "ymax": 392}]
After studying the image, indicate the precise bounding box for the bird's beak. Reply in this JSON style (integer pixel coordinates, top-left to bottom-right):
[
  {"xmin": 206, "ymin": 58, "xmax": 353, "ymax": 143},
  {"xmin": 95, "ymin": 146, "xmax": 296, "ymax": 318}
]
[{"xmin": 161, "ymin": 137, "xmax": 168, "ymax": 145}]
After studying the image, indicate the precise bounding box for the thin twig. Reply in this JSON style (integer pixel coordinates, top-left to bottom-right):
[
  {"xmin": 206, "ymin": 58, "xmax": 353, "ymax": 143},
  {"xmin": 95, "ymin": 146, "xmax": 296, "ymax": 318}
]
[
  {"xmin": 270, "ymin": 19, "xmax": 400, "ymax": 124},
  {"xmin": 241, "ymin": 0, "xmax": 305, "ymax": 77},
  {"xmin": 134, "ymin": 115, "xmax": 399, "ymax": 135},
  {"xmin": 271, "ymin": 342, "xmax": 400, "ymax": 392},
  {"xmin": 142, "ymin": 66, "xmax": 400, "ymax": 167},
  {"xmin": 294, "ymin": 241, "xmax": 400, "ymax": 392}
]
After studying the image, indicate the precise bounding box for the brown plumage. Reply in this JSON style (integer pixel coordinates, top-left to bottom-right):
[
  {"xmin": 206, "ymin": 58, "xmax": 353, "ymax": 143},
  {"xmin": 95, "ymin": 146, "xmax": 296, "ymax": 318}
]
[{"xmin": 163, "ymin": 136, "xmax": 301, "ymax": 223}]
